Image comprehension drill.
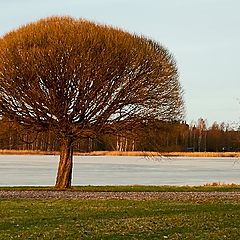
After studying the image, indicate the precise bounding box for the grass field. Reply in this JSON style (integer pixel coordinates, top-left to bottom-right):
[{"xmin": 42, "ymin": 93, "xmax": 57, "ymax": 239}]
[
  {"xmin": 1, "ymin": 186, "xmax": 240, "ymax": 239},
  {"xmin": 1, "ymin": 197, "xmax": 240, "ymax": 239}
]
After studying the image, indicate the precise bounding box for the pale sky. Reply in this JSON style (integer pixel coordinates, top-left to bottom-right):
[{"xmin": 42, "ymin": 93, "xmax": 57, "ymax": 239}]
[{"xmin": 1, "ymin": 0, "xmax": 240, "ymax": 126}]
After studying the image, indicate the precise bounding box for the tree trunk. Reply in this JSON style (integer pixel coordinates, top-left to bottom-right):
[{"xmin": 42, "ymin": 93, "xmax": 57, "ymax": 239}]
[{"xmin": 55, "ymin": 138, "xmax": 73, "ymax": 189}]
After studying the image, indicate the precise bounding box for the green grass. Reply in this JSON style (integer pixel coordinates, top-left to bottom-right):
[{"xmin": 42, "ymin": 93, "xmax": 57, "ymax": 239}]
[
  {"xmin": 1, "ymin": 185, "xmax": 240, "ymax": 192},
  {"xmin": 1, "ymin": 198, "xmax": 240, "ymax": 239}
]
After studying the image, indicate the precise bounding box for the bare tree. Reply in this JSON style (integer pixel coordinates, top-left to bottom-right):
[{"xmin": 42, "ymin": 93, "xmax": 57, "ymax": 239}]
[
  {"xmin": 0, "ymin": 16, "xmax": 184, "ymax": 188},
  {"xmin": 197, "ymin": 118, "xmax": 207, "ymax": 152}
]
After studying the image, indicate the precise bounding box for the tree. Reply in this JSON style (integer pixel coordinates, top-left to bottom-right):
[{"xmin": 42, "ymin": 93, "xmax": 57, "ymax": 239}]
[
  {"xmin": 0, "ymin": 16, "xmax": 184, "ymax": 188},
  {"xmin": 196, "ymin": 118, "xmax": 207, "ymax": 152}
]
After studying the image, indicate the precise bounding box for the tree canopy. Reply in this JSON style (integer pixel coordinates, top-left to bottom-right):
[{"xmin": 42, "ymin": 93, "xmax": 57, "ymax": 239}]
[{"xmin": 0, "ymin": 16, "xmax": 184, "ymax": 188}]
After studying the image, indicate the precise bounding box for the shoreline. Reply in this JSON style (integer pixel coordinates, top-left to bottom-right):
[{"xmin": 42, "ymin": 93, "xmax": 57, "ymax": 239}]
[{"xmin": 0, "ymin": 150, "xmax": 239, "ymax": 157}]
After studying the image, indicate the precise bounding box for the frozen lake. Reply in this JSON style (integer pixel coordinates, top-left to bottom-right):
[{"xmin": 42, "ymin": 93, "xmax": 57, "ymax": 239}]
[{"xmin": 0, "ymin": 155, "xmax": 240, "ymax": 186}]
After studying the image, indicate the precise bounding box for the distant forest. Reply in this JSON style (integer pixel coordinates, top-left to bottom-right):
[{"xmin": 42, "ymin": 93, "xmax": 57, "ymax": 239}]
[{"xmin": 0, "ymin": 118, "xmax": 239, "ymax": 152}]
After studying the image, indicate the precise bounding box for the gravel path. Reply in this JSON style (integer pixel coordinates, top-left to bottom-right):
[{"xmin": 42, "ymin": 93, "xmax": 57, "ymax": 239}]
[{"xmin": 1, "ymin": 191, "xmax": 240, "ymax": 201}]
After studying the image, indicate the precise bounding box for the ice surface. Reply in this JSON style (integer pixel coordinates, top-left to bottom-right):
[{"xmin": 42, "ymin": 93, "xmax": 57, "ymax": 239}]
[{"xmin": 0, "ymin": 155, "xmax": 239, "ymax": 186}]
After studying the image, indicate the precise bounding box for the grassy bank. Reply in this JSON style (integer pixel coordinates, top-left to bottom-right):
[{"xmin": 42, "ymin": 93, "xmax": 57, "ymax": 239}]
[
  {"xmin": 0, "ymin": 149, "xmax": 59, "ymax": 155},
  {"xmin": 1, "ymin": 184, "xmax": 240, "ymax": 192},
  {"xmin": 83, "ymin": 151, "xmax": 240, "ymax": 158},
  {"xmin": 1, "ymin": 149, "xmax": 240, "ymax": 157},
  {"xmin": 1, "ymin": 197, "xmax": 240, "ymax": 239}
]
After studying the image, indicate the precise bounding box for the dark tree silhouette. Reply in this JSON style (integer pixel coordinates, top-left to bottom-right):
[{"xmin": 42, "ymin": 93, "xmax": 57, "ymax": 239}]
[{"xmin": 0, "ymin": 16, "xmax": 184, "ymax": 188}]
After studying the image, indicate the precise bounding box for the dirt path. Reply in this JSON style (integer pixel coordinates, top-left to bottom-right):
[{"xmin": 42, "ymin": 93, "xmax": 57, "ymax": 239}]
[{"xmin": 1, "ymin": 191, "xmax": 240, "ymax": 200}]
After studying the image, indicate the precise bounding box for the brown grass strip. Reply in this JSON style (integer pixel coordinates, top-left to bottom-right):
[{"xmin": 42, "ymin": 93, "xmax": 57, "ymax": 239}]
[{"xmin": 0, "ymin": 150, "xmax": 240, "ymax": 157}]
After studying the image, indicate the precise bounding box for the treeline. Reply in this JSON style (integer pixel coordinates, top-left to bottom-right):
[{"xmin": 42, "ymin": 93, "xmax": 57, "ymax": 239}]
[{"xmin": 0, "ymin": 118, "xmax": 239, "ymax": 152}]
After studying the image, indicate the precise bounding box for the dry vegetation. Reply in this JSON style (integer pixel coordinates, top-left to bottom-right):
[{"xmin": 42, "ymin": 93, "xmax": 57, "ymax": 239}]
[
  {"xmin": 0, "ymin": 150, "xmax": 59, "ymax": 155},
  {"xmin": 162, "ymin": 151, "xmax": 240, "ymax": 158},
  {"xmin": 70, "ymin": 150, "xmax": 240, "ymax": 158},
  {"xmin": 0, "ymin": 149, "xmax": 240, "ymax": 157}
]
